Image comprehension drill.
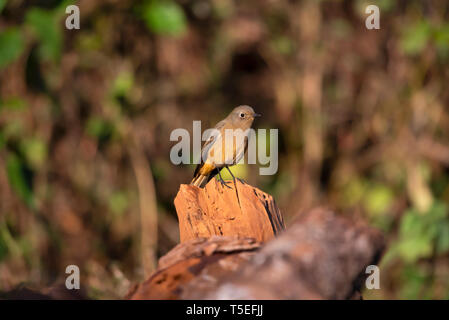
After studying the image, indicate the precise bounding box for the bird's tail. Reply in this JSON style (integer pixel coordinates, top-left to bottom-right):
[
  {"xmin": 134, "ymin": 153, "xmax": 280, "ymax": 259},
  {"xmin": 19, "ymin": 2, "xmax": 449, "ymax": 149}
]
[
  {"xmin": 191, "ymin": 167, "xmax": 221, "ymax": 188},
  {"xmin": 190, "ymin": 174, "xmax": 210, "ymax": 188}
]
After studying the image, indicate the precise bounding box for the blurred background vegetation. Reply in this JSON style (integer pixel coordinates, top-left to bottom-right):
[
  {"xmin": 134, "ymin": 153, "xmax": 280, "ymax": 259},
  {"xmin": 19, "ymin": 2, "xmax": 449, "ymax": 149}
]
[{"xmin": 1, "ymin": 0, "xmax": 449, "ymax": 299}]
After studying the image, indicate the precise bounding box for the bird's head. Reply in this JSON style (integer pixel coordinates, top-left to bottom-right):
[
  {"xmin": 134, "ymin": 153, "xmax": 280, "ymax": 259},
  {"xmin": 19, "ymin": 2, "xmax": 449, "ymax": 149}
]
[{"xmin": 229, "ymin": 105, "xmax": 261, "ymax": 128}]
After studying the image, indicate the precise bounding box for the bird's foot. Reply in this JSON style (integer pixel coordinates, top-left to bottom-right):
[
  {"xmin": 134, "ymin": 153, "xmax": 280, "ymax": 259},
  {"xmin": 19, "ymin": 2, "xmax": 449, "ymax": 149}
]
[{"xmin": 219, "ymin": 178, "xmax": 233, "ymax": 189}]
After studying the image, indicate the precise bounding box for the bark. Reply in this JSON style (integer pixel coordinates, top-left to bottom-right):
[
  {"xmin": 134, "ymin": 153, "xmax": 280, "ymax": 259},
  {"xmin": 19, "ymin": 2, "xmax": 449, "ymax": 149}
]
[
  {"xmin": 174, "ymin": 179, "xmax": 285, "ymax": 243},
  {"xmin": 181, "ymin": 208, "xmax": 384, "ymax": 300},
  {"xmin": 126, "ymin": 236, "xmax": 261, "ymax": 300}
]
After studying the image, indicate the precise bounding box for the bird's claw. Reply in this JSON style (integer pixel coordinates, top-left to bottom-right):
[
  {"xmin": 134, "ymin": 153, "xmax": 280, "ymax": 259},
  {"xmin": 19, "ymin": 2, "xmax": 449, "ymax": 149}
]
[{"xmin": 219, "ymin": 179, "xmax": 233, "ymax": 189}]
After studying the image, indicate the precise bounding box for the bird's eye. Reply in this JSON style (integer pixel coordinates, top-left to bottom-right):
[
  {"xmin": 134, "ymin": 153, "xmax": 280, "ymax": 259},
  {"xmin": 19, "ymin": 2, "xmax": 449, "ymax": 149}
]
[{"xmin": 239, "ymin": 112, "xmax": 245, "ymax": 118}]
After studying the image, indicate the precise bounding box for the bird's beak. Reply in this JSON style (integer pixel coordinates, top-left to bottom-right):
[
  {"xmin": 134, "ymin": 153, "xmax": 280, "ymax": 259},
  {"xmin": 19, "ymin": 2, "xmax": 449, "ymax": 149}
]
[{"xmin": 253, "ymin": 113, "xmax": 261, "ymax": 118}]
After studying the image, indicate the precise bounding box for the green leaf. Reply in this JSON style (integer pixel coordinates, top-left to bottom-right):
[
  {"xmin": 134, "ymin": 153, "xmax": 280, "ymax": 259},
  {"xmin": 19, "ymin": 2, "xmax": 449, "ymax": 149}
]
[
  {"xmin": 434, "ymin": 25, "xmax": 449, "ymax": 47},
  {"xmin": 377, "ymin": 0, "xmax": 395, "ymax": 11},
  {"xmin": 86, "ymin": 116, "xmax": 114, "ymax": 141},
  {"xmin": 142, "ymin": 0, "xmax": 187, "ymax": 36},
  {"xmin": 112, "ymin": 71, "xmax": 134, "ymax": 98},
  {"xmin": 397, "ymin": 211, "xmax": 430, "ymax": 262},
  {"xmin": 400, "ymin": 265, "xmax": 429, "ymax": 299},
  {"xmin": 0, "ymin": 97, "xmax": 27, "ymax": 111},
  {"xmin": 20, "ymin": 137, "xmax": 48, "ymax": 169},
  {"xmin": 2, "ymin": 119, "xmax": 24, "ymax": 140},
  {"xmin": 271, "ymin": 36, "xmax": 294, "ymax": 55},
  {"xmin": 364, "ymin": 184, "xmax": 394, "ymax": 216},
  {"xmin": 6, "ymin": 154, "xmax": 34, "ymax": 208},
  {"xmin": 434, "ymin": 24, "xmax": 449, "ymax": 60},
  {"xmin": 25, "ymin": 7, "xmax": 62, "ymax": 62},
  {"xmin": 341, "ymin": 178, "xmax": 366, "ymax": 207},
  {"xmin": 401, "ymin": 20, "xmax": 431, "ymax": 55},
  {"xmin": 396, "ymin": 201, "xmax": 449, "ymax": 262},
  {"xmin": 0, "ymin": 221, "xmax": 29, "ymax": 261},
  {"xmin": 0, "ymin": 0, "xmax": 7, "ymax": 14},
  {"xmin": 0, "ymin": 28, "xmax": 25, "ymax": 69},
  {"xmin": 396, "ymin": 233, "xmax": 433, "ymax": 263},
  {"xmin": 108, "ymin": 191, "xmax": 129, "ymax": 216}
]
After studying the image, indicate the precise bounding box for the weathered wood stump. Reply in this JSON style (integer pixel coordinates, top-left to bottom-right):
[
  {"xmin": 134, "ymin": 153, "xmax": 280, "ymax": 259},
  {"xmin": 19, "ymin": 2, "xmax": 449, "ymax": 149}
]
[
  {"xmin": 125, "ymin": 179, "xmax": 385, "ymax": 300},
  {"xmin": 174, "ymin": 179, "xmax": 285, "ymax": 243}
]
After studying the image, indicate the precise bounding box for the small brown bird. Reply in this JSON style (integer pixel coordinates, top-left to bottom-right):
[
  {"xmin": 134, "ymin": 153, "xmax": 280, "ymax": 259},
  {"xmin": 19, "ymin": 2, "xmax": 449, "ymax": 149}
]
[{"xmin": 191, "ymin": 105, "xmax": 261, "ymax": 188}]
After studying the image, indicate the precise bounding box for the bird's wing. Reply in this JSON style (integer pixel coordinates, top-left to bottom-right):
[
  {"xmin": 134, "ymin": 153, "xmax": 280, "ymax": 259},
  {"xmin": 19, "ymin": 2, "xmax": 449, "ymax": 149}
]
[
  {"xmin": 193, "ymin": 119, "xmax": 226, "ymax": 177},
  {"xmin": 233, "ymin": 135, "xmax": 248, "ymax": 164},
  {"xmin": 202, "ymin": 120, "xmax": 225, "ymax": 152}
]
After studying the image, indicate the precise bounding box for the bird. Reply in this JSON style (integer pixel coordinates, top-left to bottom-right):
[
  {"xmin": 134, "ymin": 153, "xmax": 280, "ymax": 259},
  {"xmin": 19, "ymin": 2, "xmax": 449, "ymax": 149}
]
[{"xmin": 190, "ymin": 105, "xmax": 261, "ymax": 188}]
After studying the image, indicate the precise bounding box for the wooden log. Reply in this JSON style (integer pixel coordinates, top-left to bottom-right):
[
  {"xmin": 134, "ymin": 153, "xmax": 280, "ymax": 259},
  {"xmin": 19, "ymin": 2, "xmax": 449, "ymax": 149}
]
[
  {"xmin": 181, "ymin": 208, "xmax": 385, "ymax": 300},
  {"xmin": 126, "ymin": 208, "xmax": 385, "ymax": 300},
  {"xmin": 174, "ymin": 179, "xmax": 285, "ymax": 243},
  {"xmin": 126, "ymin": 236, "xmax": 261, "ymax": 300}
]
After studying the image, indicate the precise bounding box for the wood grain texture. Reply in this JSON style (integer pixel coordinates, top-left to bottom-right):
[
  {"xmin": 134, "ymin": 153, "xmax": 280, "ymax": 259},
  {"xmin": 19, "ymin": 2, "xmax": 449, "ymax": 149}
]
[
  {"xmin": 125, "ymin": 236, "xmax": 260, "ymax": 300},
  {"xmin": 181, "ymin": 208, "xmax": 385, "ymax": 300},
  {"xmin": 174, "ymin": 179, "xmax": 285, "ymax": 243}
]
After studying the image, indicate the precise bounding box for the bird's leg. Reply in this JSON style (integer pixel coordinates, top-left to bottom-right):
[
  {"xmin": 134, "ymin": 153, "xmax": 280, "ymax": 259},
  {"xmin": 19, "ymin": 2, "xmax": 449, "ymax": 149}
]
[
  {"xmin": 226, "ymin": 166, "xmax": 242, "ymax": 204},
  {"xmin": 226, "ymin": 166, "xmax": 238, "ymax": 188},
  {"xmin": 226, "ymin": 166, "xmax": 245, "ymax": 185},
  {"xmin": 217, "ymin": 169, "xmax": 232, "ymax": 189}
]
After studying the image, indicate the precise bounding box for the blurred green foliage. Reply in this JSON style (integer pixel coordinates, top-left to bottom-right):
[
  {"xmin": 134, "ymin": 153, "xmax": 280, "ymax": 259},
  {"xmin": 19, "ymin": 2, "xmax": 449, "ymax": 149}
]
[
  {"xmin": 0, "ymin": 28, "xmax": 24, "ymax": 69},
  {"xmin": 389, "ymin": 201, "xmax": 449, "ymax": 263},
  {"xmin": 141, "ymin": 0, "xmax": 187, "ymax": 36},
  {"xmin": 401, "ymin": 20, "xmax": 449, "ymax": 58},
  {"xmin": 26, "ymin": 8, "xmax": 63, "ymax": 62},
  {"xmin": 0, "ymin": 0, "xmax": 6, "ymax": 13},
  {"xmin": 6, "ymin": 154, "xmax": 34, "ymax": 209},
  {"xmin": 401, "ymin": 21, "xmax": 431, "ymax": 55}
]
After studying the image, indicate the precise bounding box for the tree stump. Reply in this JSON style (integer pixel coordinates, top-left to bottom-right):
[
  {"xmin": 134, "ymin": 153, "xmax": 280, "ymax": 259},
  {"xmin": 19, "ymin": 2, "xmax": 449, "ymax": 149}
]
[
  {"xmin": 125, "ymin": 180, "xmax": 385, "ymax": 300},
  {"xmin": 174, "ymin": 179, "xmax": 285, "ymax": 243}
]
